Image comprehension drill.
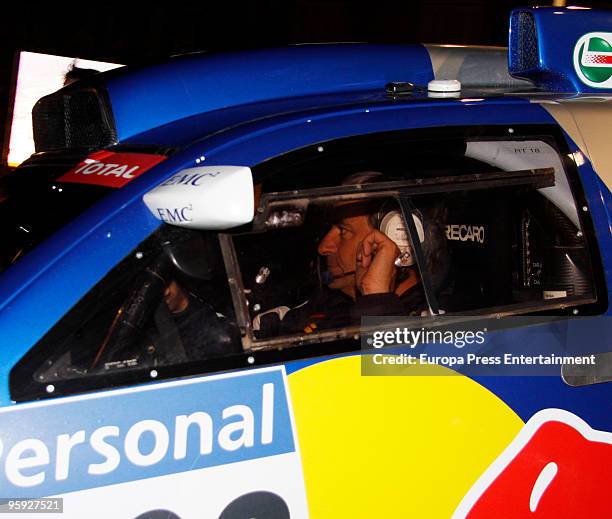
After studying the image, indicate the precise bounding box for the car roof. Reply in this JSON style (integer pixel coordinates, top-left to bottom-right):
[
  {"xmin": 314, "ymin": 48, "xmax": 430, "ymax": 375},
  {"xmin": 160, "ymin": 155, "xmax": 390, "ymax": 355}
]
[{"xmin": 122, "ymin": 89, "xmax": 533, "ymax": 149}]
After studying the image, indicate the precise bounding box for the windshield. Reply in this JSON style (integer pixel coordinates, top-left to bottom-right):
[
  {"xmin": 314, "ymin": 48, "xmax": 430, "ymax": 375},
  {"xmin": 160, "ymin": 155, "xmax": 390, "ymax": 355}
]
[{"xmin": 0, "ymin": 159, "xmax": 113, "ymax": 273}]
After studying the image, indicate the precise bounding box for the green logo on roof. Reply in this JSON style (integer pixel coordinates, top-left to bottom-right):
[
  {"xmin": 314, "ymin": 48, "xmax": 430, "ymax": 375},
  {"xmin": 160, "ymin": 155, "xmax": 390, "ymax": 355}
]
[{"xmin": 574, "ymin": 32, "xmax": 612, "ymax": 88}]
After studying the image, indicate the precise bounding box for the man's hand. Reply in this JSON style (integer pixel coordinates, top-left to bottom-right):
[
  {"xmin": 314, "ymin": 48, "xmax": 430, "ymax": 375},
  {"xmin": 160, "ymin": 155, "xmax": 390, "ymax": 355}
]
[{"xmin": 355, "ymin": 230, "xmax": 399, "ymax": 295}]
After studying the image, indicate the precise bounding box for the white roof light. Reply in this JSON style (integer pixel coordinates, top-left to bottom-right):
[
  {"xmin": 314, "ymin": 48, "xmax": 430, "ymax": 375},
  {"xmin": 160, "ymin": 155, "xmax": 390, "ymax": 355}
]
[{"xmin": 427, "ymin": 79, "xmax": 462, "ymax": 92}]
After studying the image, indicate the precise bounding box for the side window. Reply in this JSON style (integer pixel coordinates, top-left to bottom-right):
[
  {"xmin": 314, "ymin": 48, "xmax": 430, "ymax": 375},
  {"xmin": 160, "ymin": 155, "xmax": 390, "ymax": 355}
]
[
  {"xmin": 224, "ymin": 129, "xmax": 603, "ymax": 351},
  {"xmin": 10, "ymin": 226, "xmax": 242, "ymax": 401}
]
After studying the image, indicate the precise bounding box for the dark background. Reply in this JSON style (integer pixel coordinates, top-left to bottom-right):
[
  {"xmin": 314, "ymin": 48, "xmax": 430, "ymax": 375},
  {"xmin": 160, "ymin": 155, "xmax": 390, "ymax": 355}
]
[{"xmin": 2, "ymin": 0, "xmax": 612, "ymax": 168}]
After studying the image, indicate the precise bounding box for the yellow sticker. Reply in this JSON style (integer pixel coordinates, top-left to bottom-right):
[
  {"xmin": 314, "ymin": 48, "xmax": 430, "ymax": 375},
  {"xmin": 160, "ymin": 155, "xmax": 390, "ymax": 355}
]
[{"xmin": 288, "ymin": 355, "xmax": 524, "ymax": 518}]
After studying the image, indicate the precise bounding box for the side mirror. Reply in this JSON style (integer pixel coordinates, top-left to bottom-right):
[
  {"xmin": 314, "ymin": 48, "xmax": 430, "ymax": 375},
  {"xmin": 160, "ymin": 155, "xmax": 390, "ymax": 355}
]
[{"xmin": 143, "ymin": 165, "xmax": 254, "ymax": 230}]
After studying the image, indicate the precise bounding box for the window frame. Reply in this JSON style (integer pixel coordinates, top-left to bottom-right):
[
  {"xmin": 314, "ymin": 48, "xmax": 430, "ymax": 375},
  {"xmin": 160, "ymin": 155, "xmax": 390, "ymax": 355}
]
[
  {"xmin": 253, "ymin": 124, "xmax": 606, "ymax": 314},
  {"xmin": 223, "ymin": 166, "xmax": 600, "ymax": 352}
]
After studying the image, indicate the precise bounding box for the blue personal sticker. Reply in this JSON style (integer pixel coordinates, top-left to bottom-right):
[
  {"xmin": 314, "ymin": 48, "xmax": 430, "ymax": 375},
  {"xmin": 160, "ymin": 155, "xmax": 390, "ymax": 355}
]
[{"xmin": 0, "ymin": 367, "xmax": 294, "ymax": 497}]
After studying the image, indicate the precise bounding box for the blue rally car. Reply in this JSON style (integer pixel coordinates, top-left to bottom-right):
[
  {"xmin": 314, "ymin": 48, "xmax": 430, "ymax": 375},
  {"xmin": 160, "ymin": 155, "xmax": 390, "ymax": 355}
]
[{"xmin": 0, "ymin": 6, "xmax": 611, "ymax": 519}]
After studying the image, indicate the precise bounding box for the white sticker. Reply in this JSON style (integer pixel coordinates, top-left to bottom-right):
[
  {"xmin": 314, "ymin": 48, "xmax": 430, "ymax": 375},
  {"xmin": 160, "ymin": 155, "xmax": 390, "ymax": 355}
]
[
  {"xmin": 543, "ymin": 290, "xmax": 567, "ymax": 300},
  {"xmin": 0, "ymin": 367, "xmax": 308, "ymax": 519},
  {"xmin": 144, "ymin": 166, "xmax": 254, "ymax": 230}
]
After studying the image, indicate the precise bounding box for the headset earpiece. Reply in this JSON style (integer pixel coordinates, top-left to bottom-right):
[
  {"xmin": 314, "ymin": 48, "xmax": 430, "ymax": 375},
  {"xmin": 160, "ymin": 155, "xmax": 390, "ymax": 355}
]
[{"xmin": 378, "ymin": 209, "xmax": 425, "ymax": 267}]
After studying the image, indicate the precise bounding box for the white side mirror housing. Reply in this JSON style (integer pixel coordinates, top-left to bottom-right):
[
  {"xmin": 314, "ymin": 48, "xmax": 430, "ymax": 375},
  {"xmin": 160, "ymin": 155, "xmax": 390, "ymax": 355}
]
[{"xmin": 143, "ymin": 165, "xmax": 254, "ymax": 230}]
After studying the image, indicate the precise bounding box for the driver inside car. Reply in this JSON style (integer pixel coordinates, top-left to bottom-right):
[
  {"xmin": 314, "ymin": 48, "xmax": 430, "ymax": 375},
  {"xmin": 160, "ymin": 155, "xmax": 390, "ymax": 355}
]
[{"xmin": 254, "ymin": 172, "xmax": 437, "ymax": 336}]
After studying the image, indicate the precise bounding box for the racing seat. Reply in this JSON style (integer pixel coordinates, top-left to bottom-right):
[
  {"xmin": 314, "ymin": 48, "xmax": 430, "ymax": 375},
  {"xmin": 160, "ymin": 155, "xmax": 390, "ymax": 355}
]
[{"xmin": 440, "ymin": 190, "xmax": 515, "ymax": 312}]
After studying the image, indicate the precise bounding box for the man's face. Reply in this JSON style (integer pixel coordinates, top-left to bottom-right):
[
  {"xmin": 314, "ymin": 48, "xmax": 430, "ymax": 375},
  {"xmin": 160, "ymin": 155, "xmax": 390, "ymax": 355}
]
[
  {"xmin": 318, "ymin": 212, "xmax": 373, "ymax": 298},
  {"xmin": 164, "ymin": 280, "xmax": 189, "ymax": 314}
]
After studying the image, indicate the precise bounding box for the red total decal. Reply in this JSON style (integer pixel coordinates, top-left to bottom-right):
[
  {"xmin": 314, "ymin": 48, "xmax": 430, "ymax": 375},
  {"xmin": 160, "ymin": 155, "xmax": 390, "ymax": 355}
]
[
  {"xmin": 454, "ymin": 409, "xmax": 612, "ymax": 518},
  {"xmin": 57, "ymin": 151, "xmax": 166, "ymax": 188}
]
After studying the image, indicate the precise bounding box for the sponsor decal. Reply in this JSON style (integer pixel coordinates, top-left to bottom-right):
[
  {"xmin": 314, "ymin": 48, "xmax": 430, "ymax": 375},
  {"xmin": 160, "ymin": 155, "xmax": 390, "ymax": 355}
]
[
  {"xmin": 445, "ymin": 224, "xmax": 485, "ymax": 243},
  {"xmin": 453, "ymin": 409, "xmax": 612, "ymax": 518},
  {"xmin": 161, "ymin": 171, "xmax": 221, "ymax": 187},
  {"xmin": 57, "ymin": 151, "xmax": 166, "ymax": 188},
  {"xmin": 156, "ymin": 205, "xmax": 193, "ymax": 224},
  {"xmin": 286, "ymin": 355, "xmax": 525, "ymax": 518},
  {"xmin": 574, "ymin": 32, "xmax": 612, "ymax": 88},
  {"xmin": 143, "ymin": 165, "xmax": 254, "ymax": 230},
  {"xmin": 0, "ymin": 367, "xmax": 296, "ymax": 498}
]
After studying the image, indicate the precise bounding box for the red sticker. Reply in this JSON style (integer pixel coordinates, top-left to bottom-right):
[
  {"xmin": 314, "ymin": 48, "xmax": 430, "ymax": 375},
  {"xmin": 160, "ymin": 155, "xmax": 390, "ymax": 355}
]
[
  {"xmin": 456, "ymin": 410, "xmax": 612, "ymax": 518},
  {"xmin": 57, "ymin": 151, "xmax": 167, "ymax": 188}
]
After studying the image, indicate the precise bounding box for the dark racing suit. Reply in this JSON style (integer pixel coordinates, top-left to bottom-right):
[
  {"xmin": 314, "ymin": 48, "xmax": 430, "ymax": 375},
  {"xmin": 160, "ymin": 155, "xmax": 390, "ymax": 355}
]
[{"xmin": 255, "ymin": 284, "xmax": 426, "ymax": 338}]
